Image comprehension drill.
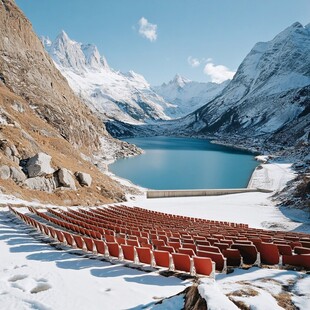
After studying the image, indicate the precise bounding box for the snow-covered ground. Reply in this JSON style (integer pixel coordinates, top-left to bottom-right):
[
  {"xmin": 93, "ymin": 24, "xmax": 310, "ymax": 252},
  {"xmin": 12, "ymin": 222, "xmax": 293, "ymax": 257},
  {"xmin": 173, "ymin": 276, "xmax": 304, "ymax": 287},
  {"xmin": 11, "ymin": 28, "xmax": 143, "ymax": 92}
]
[{"xmin": 0, "ymin": 161, "xmax": 309, "ymax": 309}]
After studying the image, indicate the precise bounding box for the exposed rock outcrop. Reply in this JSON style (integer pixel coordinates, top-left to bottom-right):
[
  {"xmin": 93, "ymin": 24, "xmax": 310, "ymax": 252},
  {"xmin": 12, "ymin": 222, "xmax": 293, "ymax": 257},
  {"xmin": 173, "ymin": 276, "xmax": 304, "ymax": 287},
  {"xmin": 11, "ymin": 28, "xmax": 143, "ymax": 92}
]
[
  {"xmin": 75, "ymin": 172, "xmax": 92, "ymax": 187},
  {"xmin": 0, "ymin": 165, "xmax": 10, "ymax": 180},
  {"xmin": 24, "ymin": 176, "xmax": 58, "ymax": 192},
  {"xmin": 10, "ymin": 166, "xmax": 26, "ymax": 183},
  {"xmin": 26, "ymin": 153, "xmax": 54, "ymax": 178},
  {"xmin": 58, "ymin": 168, "xmax": 76, "ymax": 190}
]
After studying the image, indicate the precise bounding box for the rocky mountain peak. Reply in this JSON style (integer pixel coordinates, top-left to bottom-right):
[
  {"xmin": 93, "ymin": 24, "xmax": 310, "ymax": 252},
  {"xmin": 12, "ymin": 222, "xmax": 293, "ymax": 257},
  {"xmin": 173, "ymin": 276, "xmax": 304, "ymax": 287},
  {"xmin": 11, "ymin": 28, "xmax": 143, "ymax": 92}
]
[
  {"xmin": 47, "ymin": 31, "xmax": 109, "ymax": 73},
  {"xmin": 171, "ymin": 74, "xmax": 191, "ymax": 88}
]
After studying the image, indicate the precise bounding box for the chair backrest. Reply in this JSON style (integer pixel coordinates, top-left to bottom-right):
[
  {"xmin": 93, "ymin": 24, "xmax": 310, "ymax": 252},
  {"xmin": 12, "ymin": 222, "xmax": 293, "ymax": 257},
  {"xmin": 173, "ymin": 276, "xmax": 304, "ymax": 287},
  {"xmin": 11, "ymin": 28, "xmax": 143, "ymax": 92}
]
[
  {"xmin": 231, "ymin": 244, "xmax": 258, "ymax": 265},
  {"xmin": 182, "ymin": 243, "xmax": 197, "ymax": 253},
  {"xmin": 196, "ymin": 250, "xmax": 226, "ymax": 272},
  {"xmin": 196, "ymin": 240, "xmax": 211, "ymax": 246},
  {"xmin": 179, "ymin": 248, "xmax": 195, "ymax": 257},
  {"xmin": 168, "ymin": 241, "xmax": 181, "ymax": 251},
  {"xmin": 282, "ymin": 254, "xmax": 310, "ymax": 269},
  {"xmin": 214, "ymin": 243, "xmax": 229, "ymax": 252},
  {"xmin": 158, "ymin": 246, "xmax": 175, "ymax": 253},
  {"xmin": 83, "ymin": 236, "xmax": 94, "ymax": 252},
  {"xmin": 136, "ymin": 247, "xmax": 152, "ymax": 265},
  {"xmin": 152, "ymin": 239, "xmax": 165, "ymax": 248},
  {"xmin": 197, "ymin": 245, "xmax": 220, "ymax": 253},
  {"xmin": 294, "ymin": 247, "xmax": 310, "ymax": 255},
  {"xmin": 63, "ymin": 231, "xmax": 74, "ymax": 246},
  {"xmin": 55, "ymin": 230, "xmax": 65, "ymax": 243},
  {"xmin": 222, "ymin": 249, "xmax": 242, "ymax": 267},
  {"xmin": 106, "ymin": 242, "xmax": 121, "ymax": 258},
  {"xmin": 171, "ymin": 253, "xmax": 191, "ymax": 272},
  {"xmin": 93, "ymin": 239, "xmax": 106, "ymax": 255},
  {"xmin": 193, "ymin": 256, "xmax": 214, "ymax": 276},
  {"xmin": 115, "ymin": 237, "xmax": 126, "ymax": 245},
  {"xmin": 276, "ymin": 244, "xmax": 292, "ymax": 256},
  {"xmin": 73, "ymin": 235, "xmax": 84, "ymax": 249},
  {"xmin": 104, "ymin": 234, "xmax": 116, "ymax": 242},
  {"xmin": 127, "ymin": 239, "xmax": 140, "ymax": 247},
  {"xmin": 256, "ymin": 243, "xmax": 279, "ymax": 265},
  {"xmin": 121, "ymin": 244, "xmax": 135, "ymax": 262},
  {"xmin": 153, "ymin": 250, "xmax": 171, "ymax": 268}
]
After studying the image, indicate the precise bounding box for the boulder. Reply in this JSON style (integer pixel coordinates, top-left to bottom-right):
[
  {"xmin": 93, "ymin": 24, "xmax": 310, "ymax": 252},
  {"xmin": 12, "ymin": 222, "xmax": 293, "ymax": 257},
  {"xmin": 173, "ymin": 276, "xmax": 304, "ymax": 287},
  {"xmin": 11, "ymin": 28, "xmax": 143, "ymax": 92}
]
[
  {"xmin": 0, "ymin": 165, "xmax": 10, "ymax": 180},
  {"xmin": 58, "ymin": 168, "xmax": 76, "ymax": 190},
  {"xmin": 75, "ymin": 171, "xmax": 92, "ymax": 187},
  {"xmin": 10, "ymin": 166, "xmax": 26, "ymax": 183},
  {"xmin": 24, "ymin": 176, "xmax": 57, "ymax": 192},
  {"xmin": 26, "ymin": 152, "xmax": 54, "ymax": 177}
]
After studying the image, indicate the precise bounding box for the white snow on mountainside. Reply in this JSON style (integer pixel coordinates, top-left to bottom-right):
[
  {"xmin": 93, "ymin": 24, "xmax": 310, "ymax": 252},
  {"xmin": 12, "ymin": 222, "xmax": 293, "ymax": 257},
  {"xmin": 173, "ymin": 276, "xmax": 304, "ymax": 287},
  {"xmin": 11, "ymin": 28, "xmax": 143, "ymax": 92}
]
[
  {"xmin": 43, "ymin": 31, "xmax": 175, "ymax": 124},
  {"xmin": 183, "ymin": 22, "xmax": 310, "ymax": 145},
  {"xmin": 153, "ymin": 74, "xmax": 229, "ymax": 117}
]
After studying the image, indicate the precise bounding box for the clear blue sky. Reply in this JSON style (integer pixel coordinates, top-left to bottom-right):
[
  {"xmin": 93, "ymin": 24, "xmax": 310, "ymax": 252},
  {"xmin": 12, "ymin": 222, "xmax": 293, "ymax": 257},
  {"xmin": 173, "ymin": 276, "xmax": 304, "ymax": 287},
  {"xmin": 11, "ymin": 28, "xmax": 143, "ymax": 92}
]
[{"xmin": 16, "ymin": 0, "xmax": 310, "ymax": 85}]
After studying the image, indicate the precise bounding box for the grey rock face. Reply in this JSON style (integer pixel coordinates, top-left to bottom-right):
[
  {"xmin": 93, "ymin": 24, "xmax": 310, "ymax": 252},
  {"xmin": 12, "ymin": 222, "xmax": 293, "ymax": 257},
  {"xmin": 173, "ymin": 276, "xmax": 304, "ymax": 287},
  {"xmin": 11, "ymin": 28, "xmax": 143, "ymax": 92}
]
[
  {"xmin": 10, "ymin": 166, "xmax": 26, "ymax": 183},
  {"xmin": 58, "ymin": 168, "xmax": 76, "ymax": 190},
  {"xmin": 26, "ymin": 152, "xmax": 54, "ymax": 177},
  {"xmin": 75, "ymin": 171, "xmax": 92, "ymax": 187},
  {"xmin": 0, "ymin": 165, "xmax": 10, "ymax": 180},
  {"xmin": 24, "ymin": 176, "xmax": 57, "ymax": 192}
]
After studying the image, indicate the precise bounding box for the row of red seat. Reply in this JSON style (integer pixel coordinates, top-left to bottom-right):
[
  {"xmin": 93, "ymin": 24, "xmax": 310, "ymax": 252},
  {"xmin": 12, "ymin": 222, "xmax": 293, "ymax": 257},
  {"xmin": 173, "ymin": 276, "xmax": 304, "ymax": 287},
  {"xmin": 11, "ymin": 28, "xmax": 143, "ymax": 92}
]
[
  {"xmin": 9, "ymin": 206, "xmax": 215, "ymax": 277},
  {"xmin": 16, "ymin": 205, "xmax": 310, "ymax": 271}
]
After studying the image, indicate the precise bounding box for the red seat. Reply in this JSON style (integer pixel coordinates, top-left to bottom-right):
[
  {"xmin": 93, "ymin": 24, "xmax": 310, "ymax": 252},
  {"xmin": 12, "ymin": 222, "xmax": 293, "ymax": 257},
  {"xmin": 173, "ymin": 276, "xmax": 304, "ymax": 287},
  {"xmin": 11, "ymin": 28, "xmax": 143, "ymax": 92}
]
[
  {"xmin": 105, "ymin": 234, "xmax": 116, "ymax": 242},
  {"xmin": 182, "ymin": 243, "xmax": 197, "ymax": 253},
  {"xmin": 172, "ymin": 253, "xmax": 191, "ymax": 273},
  {"xmin": 127, "ymin": 239, "xmax": 140, "ymax": 247},
  {"xmin": 222, "ymin": 249, "xmax": 242, "ymax": 267},
  {"xmin": 294, "ymin": 247, "xmax": 310, "ymax": 255},
  {"xmin": 73, "ymin": 235, "xmax": 84, "ymax": 249},
  {"xmin": 168, "ymin": 241, "xmax": 181, "ymax": 252},
  {"xmin": 231, "ymin": 244, "xmax": 259, "ymax": 265},
  {"xmin": 83, "ymin": 237, "xmax": 94, "ymax": 252},
  {"xmin": 115, "ymin": 237, "xmax": 126, "ymax": 245},
  {"xmin": 196, "ymin": 240, "xmax": 211, "ymax": 246},
  {"xmin": 302, "ymin": 241, "xmax": 310, "ymax": 249},
  {"xmin": 193, "ymin": 256, "xmax": 214, "ymax": 276},
  {"xmin": 214, "ymin": 243, "xmax": 229, "ymax": 252},
  {"xmin": 55, "ymin": 230, "xmax": 65, "ymax": 243},
  {"xmin": 136, "ymin": 247, "xmax": 152, "ymax": 265},
  {"xmin": 256, "ymin": 243, "xmax": 279, "ymax": 265},
  {"xmin": 276, "ymin": 244, "xmax": 292, "ymax": 256},
  {"xmin": 197, "ymin": 245, "xmax": 221, "ymax": 253},
  {"xmin": 282, "ymin": 254, "xmax": 310, "ymax": 269},
  {"xmin": 93, "ymin": 239, "xmax": 106, "ymax": 255},
  {"xmin": 152, "ymin": 239, "xmax": 165, "ymax": 249},
  {"xmin": 153, "ymin": 250, "xmax": 171, "ymax": 268},
  {"xmin": 106, "ymin": 242, "xmax": 121, "ymax": 259},
  {"xmin": 233, "ymin": 240, "xmax": 253, "ymax": 245},
  {"xmin": 179, "ymin": 248, "xmax": 195, "ymax": 257},
  {"xmin": 196, "ymin": 250, "xmax": 226, "ymax": 272},
  {"xmin": 48, "ymin": 227, "xmax": 57, "ymax": 239},
  {"xmin": 158, "ymin": 246, "xmax": 175, "ymax": 253},
  {"xmin": 121, "ymin": 244, "xmax": 136, "ymax": 262},
  {"xmin": 207, "ymin": 238, "xmax": 219, "ymax": 245},
  {"xmin": 138, "ymin": 237, "xmax": 149, "ymax": 247},
  {"xmin": 63, "ymin": 231, "xmax": 74, "ymax": 246}
]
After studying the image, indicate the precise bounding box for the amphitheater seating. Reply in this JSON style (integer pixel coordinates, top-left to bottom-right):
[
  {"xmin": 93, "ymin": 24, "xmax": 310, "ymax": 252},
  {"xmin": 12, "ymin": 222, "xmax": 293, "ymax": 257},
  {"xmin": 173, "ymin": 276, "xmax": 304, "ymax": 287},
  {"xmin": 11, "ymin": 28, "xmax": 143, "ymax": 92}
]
[
  {"xmin": 196, "ymin": 250, "xmax": 226, "ymax": 272},
  {"xmin": 171, "ymin": 253, "xmax": 191, "ymax": 273},
  {"xmin": 222, "ymin": 249, "xmax": 242, "ymax": 267},
  {"xmin": 256, "ymin": 243, "xmax": 280, "ymax": 265},
  {"xmin": 193, "ymin": 256, "xmax": 214, "ymax": 276},
  {"xmin": 8, "ymin": 205, "xmax": 310, "ymax": 276},
  {"xmin": 136, "ymin": 247, "xmax": 153, "ymax": 265},
  {"xmin": 153, "ymin": 250, "xmax": 171, "ymax": 268},
  {"xmin": 121, "ymin": 244, "xmax": 136, "ymax": 262},
  {"xmin": 231, "ymin": 244, "xmax": 259, "ymax": 265}
]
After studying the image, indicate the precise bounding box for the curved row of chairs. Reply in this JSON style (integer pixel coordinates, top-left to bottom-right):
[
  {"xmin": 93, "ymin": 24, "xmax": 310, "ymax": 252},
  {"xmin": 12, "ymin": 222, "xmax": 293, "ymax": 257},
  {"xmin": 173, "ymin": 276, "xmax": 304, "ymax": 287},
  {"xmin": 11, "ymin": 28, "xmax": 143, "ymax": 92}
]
[
  {"xmin": 9, "ymin": 205, "xmax": 310, "ymax": 271},
  {"xmin": 9, "ymin": 206, "xmax": 216, "ymax": 277}
]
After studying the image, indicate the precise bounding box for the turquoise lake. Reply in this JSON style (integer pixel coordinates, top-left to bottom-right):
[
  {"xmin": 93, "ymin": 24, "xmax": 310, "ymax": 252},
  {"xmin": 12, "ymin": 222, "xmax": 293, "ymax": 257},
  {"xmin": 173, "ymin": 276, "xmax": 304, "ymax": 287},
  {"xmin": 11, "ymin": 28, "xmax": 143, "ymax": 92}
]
[{"xmin": 109, "ymin": 136, "xmax": 258, "ymax": 190}]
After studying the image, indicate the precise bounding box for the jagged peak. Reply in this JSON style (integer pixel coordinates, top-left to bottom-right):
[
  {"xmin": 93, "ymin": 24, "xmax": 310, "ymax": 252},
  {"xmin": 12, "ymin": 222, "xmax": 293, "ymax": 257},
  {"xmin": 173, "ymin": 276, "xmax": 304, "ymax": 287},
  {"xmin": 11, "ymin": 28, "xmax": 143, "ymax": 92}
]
[
  {"xmin": 48, "ymin": 31, "xmax": 109, "ymax": 72},
  {"xmin": 171, "ymin": 74, "xmax": 191, "ymax": 87}
]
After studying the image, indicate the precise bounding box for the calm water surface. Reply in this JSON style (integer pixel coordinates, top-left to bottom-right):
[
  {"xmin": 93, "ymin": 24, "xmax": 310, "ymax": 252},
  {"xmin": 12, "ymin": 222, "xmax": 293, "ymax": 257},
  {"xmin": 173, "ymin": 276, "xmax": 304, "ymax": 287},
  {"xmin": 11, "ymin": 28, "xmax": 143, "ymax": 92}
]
[{"xmin": 109, "ymin": 136, "xmax": 258, "ymax": 190}]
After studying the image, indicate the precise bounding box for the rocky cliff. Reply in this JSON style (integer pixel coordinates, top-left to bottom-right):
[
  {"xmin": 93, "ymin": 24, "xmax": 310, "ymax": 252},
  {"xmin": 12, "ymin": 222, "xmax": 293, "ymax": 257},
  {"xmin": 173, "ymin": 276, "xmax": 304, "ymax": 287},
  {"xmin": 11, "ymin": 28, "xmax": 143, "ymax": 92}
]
[{"xmin": 0, "ymin": 0, "xmax": 139, "ymax": 205}]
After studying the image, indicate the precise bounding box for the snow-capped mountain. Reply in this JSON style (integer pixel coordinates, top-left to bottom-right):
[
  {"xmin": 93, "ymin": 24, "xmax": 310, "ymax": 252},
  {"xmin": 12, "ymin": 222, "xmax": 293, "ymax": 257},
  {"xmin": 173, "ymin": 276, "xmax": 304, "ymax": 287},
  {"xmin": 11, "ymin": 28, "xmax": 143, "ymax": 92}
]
[
  {"xmin": 153, "ymin": 74, "xmax": 229, "ymax": 117},
  {"xmin": 181, "ymin": 22, "xmax": 310, "ymax": 149},
  {"xmin": 43, "ymin": 31, "xmax": 175, "ymax": 124}
]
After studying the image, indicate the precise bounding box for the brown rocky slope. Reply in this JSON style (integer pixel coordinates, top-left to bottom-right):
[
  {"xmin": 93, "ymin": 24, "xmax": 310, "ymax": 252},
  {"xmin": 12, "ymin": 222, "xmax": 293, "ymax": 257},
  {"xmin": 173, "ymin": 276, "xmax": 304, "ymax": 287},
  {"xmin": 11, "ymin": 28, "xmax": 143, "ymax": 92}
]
[{"xmin": 0, "ymin": 0, "xmax": 139, "ymax": 205}]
